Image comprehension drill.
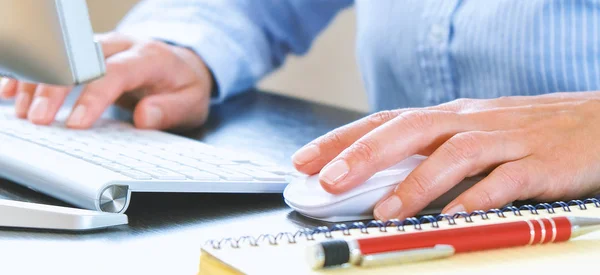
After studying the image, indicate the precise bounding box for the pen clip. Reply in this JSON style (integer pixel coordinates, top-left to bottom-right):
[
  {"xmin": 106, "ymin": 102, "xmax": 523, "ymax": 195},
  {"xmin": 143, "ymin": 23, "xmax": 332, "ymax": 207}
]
[{"xmin": 359, "ymin": 244, "xmax": 455, "ymax": 268}]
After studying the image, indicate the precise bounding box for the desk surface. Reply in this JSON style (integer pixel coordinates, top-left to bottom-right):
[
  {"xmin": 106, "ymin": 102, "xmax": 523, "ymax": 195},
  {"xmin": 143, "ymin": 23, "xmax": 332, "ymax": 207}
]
[{"xmin": 0, "ymin": 91, "xmax": 365, "ymax": 275}]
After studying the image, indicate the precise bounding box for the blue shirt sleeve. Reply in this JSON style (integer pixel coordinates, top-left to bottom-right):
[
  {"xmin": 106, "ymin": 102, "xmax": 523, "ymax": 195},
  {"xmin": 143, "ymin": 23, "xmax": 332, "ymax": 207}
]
[{"xmin": 116, "ymin": 0, "xmax": 354, "ymax": 103}]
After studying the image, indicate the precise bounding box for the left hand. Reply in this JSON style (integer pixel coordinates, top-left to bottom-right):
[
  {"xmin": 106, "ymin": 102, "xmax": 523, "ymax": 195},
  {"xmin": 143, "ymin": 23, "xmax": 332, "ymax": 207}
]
[{"xmin": 291, "ymin": 92, "xmax": 600, "ymax": 220}]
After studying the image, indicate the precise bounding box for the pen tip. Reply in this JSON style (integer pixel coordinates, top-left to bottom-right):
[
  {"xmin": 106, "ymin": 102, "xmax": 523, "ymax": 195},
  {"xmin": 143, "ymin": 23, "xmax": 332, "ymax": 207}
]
[
  {"xmin": 567, "ymin": 216, "xmax": 600, "ymax": 226},
  {"xmin": 568, "ymin": 216, "xmax": 600, "ymax": 238}
]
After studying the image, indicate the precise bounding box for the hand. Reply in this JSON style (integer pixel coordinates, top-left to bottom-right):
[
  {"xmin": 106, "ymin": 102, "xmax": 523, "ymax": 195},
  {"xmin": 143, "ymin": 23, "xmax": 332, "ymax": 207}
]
[
  {"xmin": 0, "ymin": 32, "xmax": 214, "ymax": 130},
  {"xmin": 292, "ymin": 92, "xmax": 600, "ymax": 220}
]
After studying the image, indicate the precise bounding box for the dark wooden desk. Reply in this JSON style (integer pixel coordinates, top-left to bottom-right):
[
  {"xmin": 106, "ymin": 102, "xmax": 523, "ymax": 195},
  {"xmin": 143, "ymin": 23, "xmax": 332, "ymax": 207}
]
[{"xmin": 0, "ymin": 91, "xmax": 365, "ymax": 275}]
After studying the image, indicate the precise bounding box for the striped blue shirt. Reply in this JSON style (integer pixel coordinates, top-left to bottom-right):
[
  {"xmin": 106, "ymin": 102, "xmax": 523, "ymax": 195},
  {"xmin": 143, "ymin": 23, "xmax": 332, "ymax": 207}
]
[{"xmin": 117, "ymin": 0, "xmax": 600, "ymax": 111}]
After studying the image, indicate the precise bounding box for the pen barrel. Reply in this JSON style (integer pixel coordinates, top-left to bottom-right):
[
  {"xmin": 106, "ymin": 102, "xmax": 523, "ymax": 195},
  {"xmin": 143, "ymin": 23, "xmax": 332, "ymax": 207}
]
[{"xmin": 358, "ymin": 216, "xmax": 572, "ymax": 255}]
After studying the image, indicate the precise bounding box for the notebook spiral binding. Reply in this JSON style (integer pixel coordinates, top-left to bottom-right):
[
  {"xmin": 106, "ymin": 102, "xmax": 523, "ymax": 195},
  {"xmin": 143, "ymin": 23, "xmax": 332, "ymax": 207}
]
[{"xmin": 205, "ymin": 198, "xmax": 600, "ymax": 250}]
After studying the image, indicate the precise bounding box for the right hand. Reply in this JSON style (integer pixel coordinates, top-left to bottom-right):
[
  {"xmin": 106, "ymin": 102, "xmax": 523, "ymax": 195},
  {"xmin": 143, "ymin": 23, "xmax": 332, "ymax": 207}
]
[{"xmin": 0, "ymin": 32, "xmax": 215, "ymax": 130}]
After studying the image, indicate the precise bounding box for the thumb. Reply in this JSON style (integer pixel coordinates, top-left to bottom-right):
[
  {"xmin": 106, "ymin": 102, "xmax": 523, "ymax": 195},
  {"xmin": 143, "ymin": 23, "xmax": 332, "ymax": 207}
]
[{"xmin": 132, "ymin": 88, "xmax": 210, "ymax": 131}]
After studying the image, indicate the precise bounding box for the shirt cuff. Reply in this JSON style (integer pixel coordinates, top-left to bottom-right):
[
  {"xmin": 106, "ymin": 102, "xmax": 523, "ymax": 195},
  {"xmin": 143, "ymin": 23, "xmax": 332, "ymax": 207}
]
[{"xmin": 116, "ymin": 21, "xmax": 254, "ymax": 104}]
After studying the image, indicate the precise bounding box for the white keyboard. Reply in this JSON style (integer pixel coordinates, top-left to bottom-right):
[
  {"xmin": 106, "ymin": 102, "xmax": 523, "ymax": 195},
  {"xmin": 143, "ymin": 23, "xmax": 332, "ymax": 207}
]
[{"xmin": 0, "ymin": 107, "xmax": 298, "ymax": 213}]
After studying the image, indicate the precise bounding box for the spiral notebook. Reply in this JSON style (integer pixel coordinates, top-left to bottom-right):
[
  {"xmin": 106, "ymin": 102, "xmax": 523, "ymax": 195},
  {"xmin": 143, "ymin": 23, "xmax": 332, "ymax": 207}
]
[{"xmin": 198, "ymin": 199, "xmax": 600, "ymax": 275}]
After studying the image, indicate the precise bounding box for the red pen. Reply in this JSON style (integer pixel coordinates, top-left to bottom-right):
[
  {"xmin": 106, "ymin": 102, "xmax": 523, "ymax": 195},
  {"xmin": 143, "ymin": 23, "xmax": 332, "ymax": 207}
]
[{"xmin": 307, "ymin": 216, "xmax": 600, "ymax": 269}]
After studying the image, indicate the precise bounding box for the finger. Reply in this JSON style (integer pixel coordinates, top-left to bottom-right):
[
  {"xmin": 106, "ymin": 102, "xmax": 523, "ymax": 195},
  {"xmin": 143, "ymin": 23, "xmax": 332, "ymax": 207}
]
[
  {"xmin": 441, "ymin": 157, "xmax": 544, "ymax": 214},
  {"xmin": 317, "ymin": 110, "xmax": 471, "ymax": 194},
  {"xmin": 27, "ymin": 84, "xmax": 72, "ymax": 125},
  {"xmin": 95, "ymin": 32, "xmax": 134, "ymax": 58},
  {"xmin": 372, "ymin": 130, "xmax": 531, "ymax": 220},
  {"xmin": 292, "ymin": 110, "xmax": 403, "ymax": 172},
  {"xmin": 66, "ymin": 42, "xmax": 167, "ymax": 129},
  {"xmin": 292, "ymin": 103, "xmax": 462, "ymax": 174},
  {"xmin": 132, "ymin": 87, "xmax": 209, "ymax": 130},
  {"xmin": 0, "ymin": 78, "xmax": 18, "ymax": 99},
  {"xmin": 14, "ymin": 82, "xmax": 38, "ymax": 118}
]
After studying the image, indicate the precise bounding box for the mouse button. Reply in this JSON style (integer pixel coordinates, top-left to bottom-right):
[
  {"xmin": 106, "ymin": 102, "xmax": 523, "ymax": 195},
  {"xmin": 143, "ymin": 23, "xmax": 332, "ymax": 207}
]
[
  {"xmin": 283, "ymin": 175, "xmax": 343, "ymax": 208},
  {"xmin": 349, "ymin": 169, "xmax": 412, "ymax": 195},
  {"xmin": 290, "ymin": 184, "xmax": 395, "ymax": 223}
]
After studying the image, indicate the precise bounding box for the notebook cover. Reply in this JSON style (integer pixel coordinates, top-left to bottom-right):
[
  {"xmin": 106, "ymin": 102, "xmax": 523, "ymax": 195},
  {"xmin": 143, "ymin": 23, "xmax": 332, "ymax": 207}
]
[{"xmin": 198, "ymin": 199, "xmax": 600, "ymax": 274}]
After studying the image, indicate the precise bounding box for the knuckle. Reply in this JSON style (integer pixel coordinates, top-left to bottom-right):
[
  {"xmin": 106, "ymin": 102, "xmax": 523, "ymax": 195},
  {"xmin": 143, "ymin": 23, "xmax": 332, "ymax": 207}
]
[
  {"xmin": 34, "ymin": 85, "xmax": 52, "ymax": 97},
  {"xmin": 103, "ymin": 63, "xmax": 128, "ymax": 89},
  {"xmin": 18, "ymin": 83, "xmax": 38, "ymax": 93},
  {"xmin": 453, "ymin": 98, "xmax": 472, "ymax": 104},
  {"xmin": 398, "ymin": 110, "xmax": 435, "ymax": 131},
  {"xmin": 450, "ymin": 98, "xmax": 473, "ymax": 108},
  {"xmin": 347, "ymin": 139, "xmax": 380, "ymax": 163},
  {"xmin": 402, "ymin": 173, "xmax": 434, "ymax": 198},
  {"xmin": 319, "ymin": 130, "xmax": 345, "ymax": 150},
  {"xmin": 442, "ymin": 132, "xmax": 484, "ymax": 163},
  {"xmin": 440, "ymin": 98, "xmax": 477, "ymax": 112},
  {"xmin": 586, "ymin": 98, "xmax": 600, "ymax": 107},
  {"xmin": 555, "ymin": 110, "xmax": 580, "ymax": 127},
  {"xmin": 492, "ymin": 96, "xmax": 513, "ymax": 105},
  {"xmin": 78, "ymin": 92, "xmax": 107, "ymax": 106},
  {"xmin": 495, "ymin": 163, "xmax": 529, "ymax": 190},
  {"xmin": 575, "ymin": 99, "xmax": 600, "ymax": 117},
  {"xmin": 366, "ymin": 110, "xmax": 398, "ymax": 127},
  {"xmin": 140, "ymin": 40, "xmax": 170, "ymax": 57},
  {"xmin": 473, "ymin": 188, "xmax": 495, "ymax": 209}
]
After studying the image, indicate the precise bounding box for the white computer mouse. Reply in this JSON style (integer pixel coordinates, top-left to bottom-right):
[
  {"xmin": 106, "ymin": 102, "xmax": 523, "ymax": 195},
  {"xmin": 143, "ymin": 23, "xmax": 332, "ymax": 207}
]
[{"xmin": 283, "ymin": 155, "xmax": 481, "ymax": 222}]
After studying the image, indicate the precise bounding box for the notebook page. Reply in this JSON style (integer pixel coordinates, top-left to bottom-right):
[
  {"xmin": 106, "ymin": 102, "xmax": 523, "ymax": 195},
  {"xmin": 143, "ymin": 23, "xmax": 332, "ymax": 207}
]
[{"xmin": 201, "ymin": 204, "xmax": 600, "ymax": 274}]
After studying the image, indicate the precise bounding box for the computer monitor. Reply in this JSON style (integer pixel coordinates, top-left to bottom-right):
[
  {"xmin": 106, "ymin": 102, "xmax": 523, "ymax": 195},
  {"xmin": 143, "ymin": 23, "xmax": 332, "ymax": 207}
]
[{"xmin": 0, "ymin": 0, "xmax": 105, "ymax": 86}]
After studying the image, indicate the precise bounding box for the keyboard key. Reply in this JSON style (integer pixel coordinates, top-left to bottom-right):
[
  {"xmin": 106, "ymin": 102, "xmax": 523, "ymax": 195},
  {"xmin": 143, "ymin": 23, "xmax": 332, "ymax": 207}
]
[
  {"xmin": 67, "ymin": 143, "xmax": 91, "ymax": 151},
  {"xmin": 101, "ymin": 162, "xmax": 131, "ymax": 172},
  {"xmin": 47, "ymin": 144, "xmax": 69, "ymax": 153},
  {"xmin": 120, "ymin": 169, "xmax": 153, "ymax": 180},
  {"xmin": 154, "ymin": 152, "xmax": 184, "ymax": 161},
  {"xmin": 91, "ymin": 150, "xmax": 122, "ymax": 160},
  {"xmin": 157, "ymin": 153, "xmax": 203, "ymax": 165},
  {"xmin": 112, "ymin": 156, "xmax": 144, "ymax": 165},
  {"xmin": 133, "ymin": 162, "xmax": 158, "ymax": 169},
  {"xmin": 215, "ymin": 151, "xmax": 254, "ymax": 162},
  {"xmin": 65, "ymin": 150, "xmax": 95, "ymax": 159},
  {"xmin": 176, "ymin": 169, "xmax": 220, "ymax": 181},
  {"xmin": 249, "ymin": 159, "xmax": 278, "ymax": 167},
  {"xmin": 252, "ymin": 165, "xmax": 293, "ymax": 175},
  {"xmin": 141, "ymin": 155, "xmax": 176, "ymax": 166},
  {"xmin": 183, "ymin": 162, "xmax": 219, "ymax": 171},
  {"xmin": 83, "ymin": 156, "xmax": 112, "ymax": 165},
  {"xmin": 203, "ymin": 158, "xmax": 237, "ymax": 165},
  {"xmin": 117, "ymin": 150, "xmax": 149, "ymax": 160},
  {"xmin": 208, "ymin": 168, "xmax": 254, "ymax": 181},
  {"xmin": 222, "ymin": 165, "xmax": 285, "ymax": 181},
  {"xmin": 155, "ymin": 161, "xmax": 186, "ymax": 171},
  {"xmin": 135, "ymin": 167, "xmax": 186, "ymax": 180}
]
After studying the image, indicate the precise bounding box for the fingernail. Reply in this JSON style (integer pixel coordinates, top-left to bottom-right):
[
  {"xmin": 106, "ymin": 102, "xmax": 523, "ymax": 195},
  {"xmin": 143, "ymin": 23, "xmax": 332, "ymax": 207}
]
[
  {"xmin": 0, "ymin": 79, "xmax": 12, "ymax": 99},
  {"xmin": 320, "ymin": 159, "xmax": 349, "ymax": 185},
  {"xmin": 28, "ymin": 97, "xmax": 49, "ymax": 121},
  {"xmin": 144, "ymin": 105, "xmax": 163, "ymax": 128},
  {"xmin": 67, "ymin": 105, "xmax": 86, "ymax": 127},
  {"xmin": 444, "ymin": 204, "xmax": 466, "ymax": 215},
  {"xmin": 374, "ymin": 196, "xmax": 403, "ymax": 220},
  {"xmin": 15, "ymin": 92, "xmax": 30, "ymax": 116},
  {"xmin": 292, "ymin": 145, "xmax": 320, "ymax": 165}
]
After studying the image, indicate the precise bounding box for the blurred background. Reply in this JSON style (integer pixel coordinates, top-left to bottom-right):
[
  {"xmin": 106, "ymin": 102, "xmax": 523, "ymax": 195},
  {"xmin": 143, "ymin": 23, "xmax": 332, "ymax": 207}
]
[{"xmin": 85, "ymin": 0, "xmax": 369, "ymax": 112}]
